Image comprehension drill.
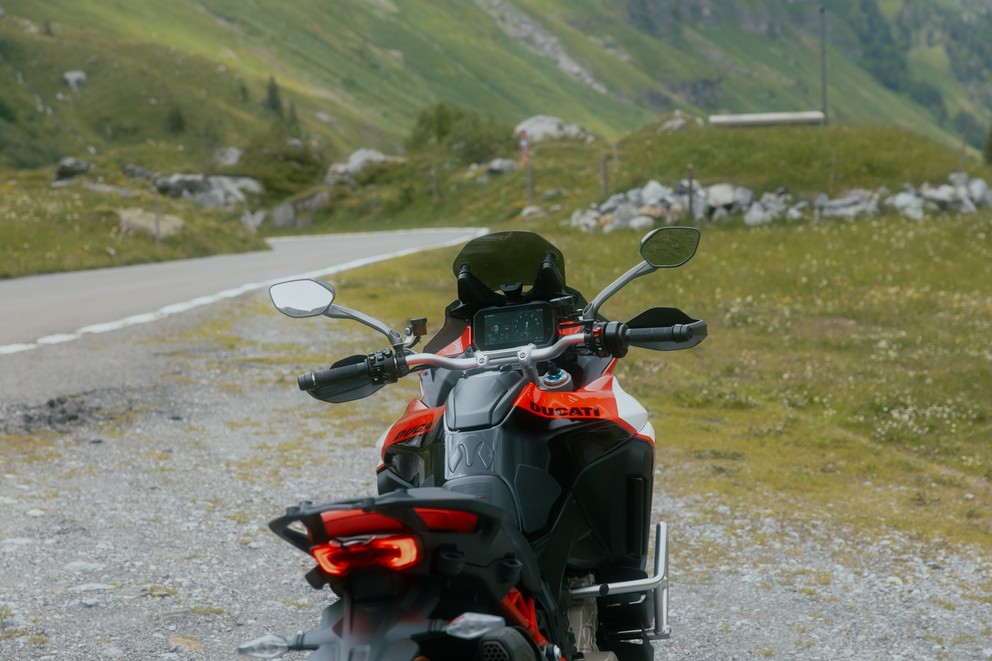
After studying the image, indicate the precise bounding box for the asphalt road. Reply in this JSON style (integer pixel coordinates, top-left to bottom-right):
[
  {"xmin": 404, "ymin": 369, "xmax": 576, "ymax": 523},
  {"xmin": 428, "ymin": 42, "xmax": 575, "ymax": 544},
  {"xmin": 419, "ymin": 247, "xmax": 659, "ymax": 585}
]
[{"xmin": 0, "ymin": 228, "xmax": 482, "ymax": 353}]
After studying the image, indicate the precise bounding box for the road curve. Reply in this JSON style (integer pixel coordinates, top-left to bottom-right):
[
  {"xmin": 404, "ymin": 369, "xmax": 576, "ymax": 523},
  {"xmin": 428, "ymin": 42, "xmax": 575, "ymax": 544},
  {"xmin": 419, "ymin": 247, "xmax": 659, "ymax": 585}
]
[{"xmin": 0, "ymin": 228, "xmax": 484, "ymax": 353}]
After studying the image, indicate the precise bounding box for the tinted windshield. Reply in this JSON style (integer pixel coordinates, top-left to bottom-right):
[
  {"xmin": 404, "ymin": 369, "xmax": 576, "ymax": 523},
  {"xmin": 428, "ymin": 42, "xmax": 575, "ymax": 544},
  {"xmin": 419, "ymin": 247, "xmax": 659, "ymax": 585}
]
[{"xmin": 452, "ymin": 231, "xmax": 565, "ymax": 290}]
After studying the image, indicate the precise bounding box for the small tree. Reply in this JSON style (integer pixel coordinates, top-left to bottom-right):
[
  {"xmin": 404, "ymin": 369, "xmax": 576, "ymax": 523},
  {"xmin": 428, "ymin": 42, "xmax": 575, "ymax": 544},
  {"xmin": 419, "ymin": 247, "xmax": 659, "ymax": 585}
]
[
  {"xmin": 166, "ymin": 106, "xmax": 186, "ymax": 133},
  {"xmin": 265, "ymin": 76, "xmax": 283, "ymax": 117},
  {"xmin": 287, "ymin": 100, "xmax": 301, "ymax": 138}
]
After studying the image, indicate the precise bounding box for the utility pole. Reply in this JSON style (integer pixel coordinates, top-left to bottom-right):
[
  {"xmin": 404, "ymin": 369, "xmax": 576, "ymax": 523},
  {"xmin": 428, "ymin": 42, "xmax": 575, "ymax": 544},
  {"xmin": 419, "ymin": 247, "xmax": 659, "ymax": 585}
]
[{"xmin": 820, "ymin": 6, "xmax": 828, "ymax": 125}]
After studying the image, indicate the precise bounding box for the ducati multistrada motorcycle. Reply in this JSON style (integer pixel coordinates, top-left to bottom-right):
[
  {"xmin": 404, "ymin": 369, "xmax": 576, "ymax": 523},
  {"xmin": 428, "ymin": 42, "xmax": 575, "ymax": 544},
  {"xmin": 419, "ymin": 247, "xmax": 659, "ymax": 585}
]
[{"xmin": 238, "ymin": 228, "xmax": 706, "ymax": 661}]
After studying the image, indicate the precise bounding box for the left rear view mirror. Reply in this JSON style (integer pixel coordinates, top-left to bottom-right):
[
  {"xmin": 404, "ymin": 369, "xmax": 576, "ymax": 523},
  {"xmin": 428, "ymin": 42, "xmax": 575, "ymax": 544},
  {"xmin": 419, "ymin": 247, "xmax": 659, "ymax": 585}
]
[{"xmin": 269, "ymin": 279, "xmax": 336, "ymax": 318}]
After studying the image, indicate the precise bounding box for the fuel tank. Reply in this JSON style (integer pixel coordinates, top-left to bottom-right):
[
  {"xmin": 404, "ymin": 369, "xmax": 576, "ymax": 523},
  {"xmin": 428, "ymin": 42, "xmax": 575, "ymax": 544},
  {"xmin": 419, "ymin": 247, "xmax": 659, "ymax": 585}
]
[{"xmin": 377, "ymin": 368, "xmax": 656, "ymax": 577}]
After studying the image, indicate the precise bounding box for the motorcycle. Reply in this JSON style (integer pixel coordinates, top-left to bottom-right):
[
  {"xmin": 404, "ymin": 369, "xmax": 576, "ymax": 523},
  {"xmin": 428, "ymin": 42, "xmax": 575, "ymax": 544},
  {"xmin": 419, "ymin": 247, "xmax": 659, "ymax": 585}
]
[{"xmin": 238, "ymin": 227, "xmax": 706, "ymax": 661}]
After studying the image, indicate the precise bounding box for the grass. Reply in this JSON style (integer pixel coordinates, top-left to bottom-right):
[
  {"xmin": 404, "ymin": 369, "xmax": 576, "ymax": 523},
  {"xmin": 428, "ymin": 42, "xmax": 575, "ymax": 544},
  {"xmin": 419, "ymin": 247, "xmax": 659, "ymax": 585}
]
[
  {"xmin": 313, "ymin": 213, "xmax": 992, "ymax": 548},
  {"xmin": 0, "ymin": 181, "xmax": 266, "ymax": 278}
]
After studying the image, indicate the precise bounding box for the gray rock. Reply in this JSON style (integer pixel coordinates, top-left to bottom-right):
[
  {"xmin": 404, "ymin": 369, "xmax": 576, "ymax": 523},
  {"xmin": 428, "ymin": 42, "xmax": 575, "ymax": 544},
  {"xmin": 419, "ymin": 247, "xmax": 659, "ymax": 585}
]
[
  {"xmin": 196, "ymin": 176, "xmax": 263, "ymax": 209},
  {"xmin": 821, "ymin": 189, "xmax": 878, "ymax": 219},
  {"xmin": 599, "ymin": 193, "xmax": 627, "ymax": 214},
  {"xmin": 732, "ymin": 187, "xmax": 753, "ymax": 213},
  {"xmin": 948, "ymin": 172, "xmax": 969, "ymax": 188},
  {"xmin": 706, "ymin": 183, "xmax": 736, "ymax": 209},
  {"xmin": 570, "ymin": 208, "xmax": 600, "ymax": 232},
  {"xmin": 628, "ymin": 215, "xmax": 655, "ymax": 231},
  {"xmin": 625, "ymin": 187, "xmax": 643, "ymax": 208},
  {"xmin": 967, "ymin": 178, "xmax": 988, "ymax": 205},
  {"xmin": 345, "ymin": 148, "xmax": 388, "ymax": 174},
  {"xmin": 743, "ymin": 204, "xmax": 773, "ymax": 226},
  {"xmin": 514, "ymin": 115, "xmax": 590, "ymax": 142},
  {"xmin": 520, "ymin": 205, "xmax": 545, "ymax": 220},
  {"xmin": 787, "ymin": 201, "xmax": 809, "ymax": 221},
  {"xmin": 213, "ymin": 147, "xmax": 243, "ymax": 167},
  {"xmin": 659, "ymin": 117, "xmax": 687, "ymax": 133},
  {"xmin": 920, "ymin": 183, "xmax": 956, "ymax": 208},
  {"xmin": 271, "ymin": 203, "xmax": 295, "ymax": 228},
  {"xmin": 118, "ymin": 208, "xmax": 184, "ymax": 238},
  {"xmin": 55, "ymin": 157, "xmax": 91, "ymax": 181},
  {"xmin": 241, "ymin": 209, "xmax": 266, "ymax": 233},
  {"xmin": 123, "ymin": 164, "xmax": 157, "ymax": 180},
  {"xmin": 886, "ymin": 191, "xmax": 924, "ymax": 220},
  {"xmin": 63, "ymin": 70, "xmax": 87, "ymax": 91},
  {"xmin": 155, "ymin": 173, "xmax": 209, "ymax": 197},
  {"xmin": 640, "ymin": 180, "xmax": 672, "ymax": 206},
  {"xmin": 486, "ymin": 158, "xmax": 518, "ymax": 174}
]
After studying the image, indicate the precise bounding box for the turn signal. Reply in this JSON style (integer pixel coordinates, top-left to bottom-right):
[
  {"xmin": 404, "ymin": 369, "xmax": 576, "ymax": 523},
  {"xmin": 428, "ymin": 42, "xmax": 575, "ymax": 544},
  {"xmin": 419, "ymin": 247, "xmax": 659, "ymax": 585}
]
[{"xmin": 311, "ymin": 535, "xmax": 421, "ymax": 576}]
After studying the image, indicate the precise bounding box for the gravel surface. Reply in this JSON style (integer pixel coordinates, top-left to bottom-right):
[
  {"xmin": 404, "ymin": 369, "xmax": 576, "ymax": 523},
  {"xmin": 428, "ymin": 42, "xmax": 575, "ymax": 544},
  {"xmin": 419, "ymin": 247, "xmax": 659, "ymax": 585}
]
[{"xmin": 1, "ymin": 291, "xmax": 990, "ymax": 660}]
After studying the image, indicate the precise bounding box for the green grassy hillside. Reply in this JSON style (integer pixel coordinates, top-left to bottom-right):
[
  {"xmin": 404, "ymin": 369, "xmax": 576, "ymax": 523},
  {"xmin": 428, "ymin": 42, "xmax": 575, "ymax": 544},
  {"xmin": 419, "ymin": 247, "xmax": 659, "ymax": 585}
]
[{"xmin": 2, "ymin": 0, "xmax": 989, "ymax": 173}]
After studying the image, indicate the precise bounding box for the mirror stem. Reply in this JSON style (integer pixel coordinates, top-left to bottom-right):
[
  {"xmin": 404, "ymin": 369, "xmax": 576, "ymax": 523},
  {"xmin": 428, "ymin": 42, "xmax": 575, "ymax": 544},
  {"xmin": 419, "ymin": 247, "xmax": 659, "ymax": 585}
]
[
  {"xmin": 323, "ymin": 304, "xmax": 405, "ymax": 347},
  {"xmin": 582, "ymin": 260, "xmax": 657, "ymax": 321}
]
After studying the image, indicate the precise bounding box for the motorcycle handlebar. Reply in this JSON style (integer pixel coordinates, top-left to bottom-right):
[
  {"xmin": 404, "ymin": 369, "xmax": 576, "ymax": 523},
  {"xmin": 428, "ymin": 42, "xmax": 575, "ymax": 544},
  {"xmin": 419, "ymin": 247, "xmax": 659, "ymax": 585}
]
[
  {"xmin": 298, "ymin": 321, "xmax": 700, "ymax": 391},
  {"xmin": 298, "ymin": 361, "xmax": 370, "ymax": 392},
  {"xmin": 626, "ymin": 324, "xmax": 693, "ymax": 344}
]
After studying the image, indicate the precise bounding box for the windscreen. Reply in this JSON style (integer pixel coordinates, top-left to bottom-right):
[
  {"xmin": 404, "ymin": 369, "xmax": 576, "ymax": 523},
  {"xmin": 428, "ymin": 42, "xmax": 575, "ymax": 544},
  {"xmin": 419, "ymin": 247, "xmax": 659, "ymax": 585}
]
[{"xmin": 451, "ymin": 231, "xmax": 565, "ymax": 291}]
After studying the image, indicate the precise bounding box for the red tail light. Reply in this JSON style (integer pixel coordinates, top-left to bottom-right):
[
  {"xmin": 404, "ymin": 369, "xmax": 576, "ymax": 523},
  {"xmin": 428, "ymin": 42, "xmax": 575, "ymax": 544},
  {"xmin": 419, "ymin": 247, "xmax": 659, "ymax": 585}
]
[{"xmin": 311, "ymin": 535, "xmax": 421, "ymax": 576}]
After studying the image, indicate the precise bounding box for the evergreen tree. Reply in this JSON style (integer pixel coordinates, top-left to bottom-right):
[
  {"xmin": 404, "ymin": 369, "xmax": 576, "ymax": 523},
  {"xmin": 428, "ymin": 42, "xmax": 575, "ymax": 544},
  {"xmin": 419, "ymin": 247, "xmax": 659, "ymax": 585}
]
[
  {"xmin": 265, "ymin": 76, "xmax": 283, "ymax": 117},
  {"xmin": 287, "ymin": 100, "xmax": 301, "ymax": 138},
  {"xmin": 984, "ymin": 119, "xmax": 992, "ymax": 166}
]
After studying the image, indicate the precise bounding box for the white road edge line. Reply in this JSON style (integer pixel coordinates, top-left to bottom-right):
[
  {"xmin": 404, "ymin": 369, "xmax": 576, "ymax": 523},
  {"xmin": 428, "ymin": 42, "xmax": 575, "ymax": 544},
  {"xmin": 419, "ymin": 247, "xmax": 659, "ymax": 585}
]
[{"xmin": 1, "ymin": 228, "xmax": 487, "ymax": 355}]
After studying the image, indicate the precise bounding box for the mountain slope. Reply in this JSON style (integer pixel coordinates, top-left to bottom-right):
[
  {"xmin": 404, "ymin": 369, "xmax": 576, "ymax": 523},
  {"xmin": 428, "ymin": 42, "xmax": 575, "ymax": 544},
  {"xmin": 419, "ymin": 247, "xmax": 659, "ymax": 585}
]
[{"xmin": 0, "ymin": 0, "xmax": 989, "ymax": 172}]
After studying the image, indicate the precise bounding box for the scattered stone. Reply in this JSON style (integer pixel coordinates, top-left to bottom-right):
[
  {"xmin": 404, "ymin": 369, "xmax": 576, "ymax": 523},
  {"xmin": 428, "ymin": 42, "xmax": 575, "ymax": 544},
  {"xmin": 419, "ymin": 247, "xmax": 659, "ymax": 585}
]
[
  {"xmin": 486, "ymin": 158, "xmax": 518, "ymax": 174},
  {"xmin": 324, "ymin": 148, "xmax": 406, "ymax": 185},
  {"xmin": 520, "ymin": 205, "xmax": 545, "ymax": 220},
  {"xmin": 123, "ymin": 164, "xmax": 157, "ymax": 181},
  {"xmin": 54, "ymin": 157, "xmax": 91, "ymax": 181},
  {"xmin": 514, "ymin": 115, "xmax": 591, "ymax": 142},
  {"xmin": 117, "ymin": 208, "xmax": 184, "ymax": 238},
  {"xmin": 63, "ymin": 70, "xmax": 87, "ymax": 90},
  {"xmin": 271, "ymin": 203, "xmax": 295, "ymax": 229},
  {"xmin": 213, "ymin": 146, "xmax": 243, "ymax": 167},
  {"xmin": 570, "ymin": 171, "xmax": 992, "ymax": 232},
  {"xmin": 153, "ymin": 173, "xmax": 263, "ymax": 209},
  {"xmin": 65, "ymin": 561, "xmax": 105, "ymax": 573}
]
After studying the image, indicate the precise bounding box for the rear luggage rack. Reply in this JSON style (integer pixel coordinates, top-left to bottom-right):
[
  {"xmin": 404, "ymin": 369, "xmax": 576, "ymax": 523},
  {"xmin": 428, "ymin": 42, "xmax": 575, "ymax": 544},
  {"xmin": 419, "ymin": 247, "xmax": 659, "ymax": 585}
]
[{"xmin": 567, "ymin": 522, "xmax": 670, "ymax": 640}]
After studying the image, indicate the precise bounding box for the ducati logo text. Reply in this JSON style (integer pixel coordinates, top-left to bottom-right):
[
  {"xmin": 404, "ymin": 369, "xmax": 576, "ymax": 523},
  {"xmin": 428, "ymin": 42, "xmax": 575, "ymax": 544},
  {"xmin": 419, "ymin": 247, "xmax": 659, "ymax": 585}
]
[{"xmin": 529, "ymin": 401, "xmax": 601, "ymax": 417}]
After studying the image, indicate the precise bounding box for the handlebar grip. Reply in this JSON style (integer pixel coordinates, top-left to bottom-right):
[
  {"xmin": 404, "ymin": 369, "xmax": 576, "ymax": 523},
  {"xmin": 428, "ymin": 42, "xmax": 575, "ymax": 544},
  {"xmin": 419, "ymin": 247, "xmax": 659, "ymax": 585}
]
[
  {"xmin": 298, "ymin": 360, "xmax": 370, "ymax": 392},
  {"xmin": 626, "ymin": 324, "xmax": 693, "ymax": 344}
]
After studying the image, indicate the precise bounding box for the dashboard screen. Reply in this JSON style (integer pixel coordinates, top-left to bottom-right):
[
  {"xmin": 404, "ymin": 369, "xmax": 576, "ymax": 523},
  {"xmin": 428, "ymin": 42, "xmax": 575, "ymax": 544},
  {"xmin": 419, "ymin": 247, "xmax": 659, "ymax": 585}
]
[{"xmin": 474, "ymin": 303, "xmax": 555, "ymax": 351}]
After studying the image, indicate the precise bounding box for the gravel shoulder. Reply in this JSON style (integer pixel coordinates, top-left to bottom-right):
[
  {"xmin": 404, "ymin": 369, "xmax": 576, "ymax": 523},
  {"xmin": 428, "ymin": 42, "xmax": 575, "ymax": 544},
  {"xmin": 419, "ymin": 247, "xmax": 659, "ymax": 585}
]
[{"xmin": 1, "ymin": 292, "xmax": 990, "ymax": 660}]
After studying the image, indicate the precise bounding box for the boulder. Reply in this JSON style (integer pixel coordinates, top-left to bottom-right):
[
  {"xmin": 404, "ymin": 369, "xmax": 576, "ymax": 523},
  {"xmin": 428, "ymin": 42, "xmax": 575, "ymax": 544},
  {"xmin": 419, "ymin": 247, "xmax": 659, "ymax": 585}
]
[
  {"xmin": 155, "ymin": 173, "xmax": 209, "ymax": 197},
  {"xmin": 123, "ymin": 164, "xmax": 157, "ymax": 181},
  {"xmin": 705, "ymin": 183, "xmax": 736, "ymax": 209},
  {"xmin": 886, "ymin": 191, "xmax": 924, "ymax": 220},
  {"xmin": 967, "ymin": 177, "xmax": 988, "ymax": 206},
  {"xmin": 213, "ymin": 147, "xmax": 243, "ymax": 167},
  {"xmin": 117, "ymin": 208, "xmax": 184, "ymax": 238},
  {"xmin": 732, "ymin": 186, "xmax": 754, "ymax": 213},
  {"xmin": 325, "ymin": 148, "xmax": 406, "ymax": 185},
  {"xmin": 599, "ymin": 193, "xmax": 628, "ymax": 215},
  {"xmin": 486, "ymin": 158, "xmax": 518, "ymax": 174},
  {"xmin": 520, "ymin": 205, "xmax": 545, "ymax": 220},
  {"xmin": 920, "ymin": 183, "xmax": 956, "ymax": 208},
  {"xmin": 820, "ymin": 189, "xmax": 878, "ymax": 219},
  {"xmin": 640, "ymin": 180, "xmax": 672, "ymax": 206},
  {"xmin": 743, "ymin": 204, "xmax": 773, "ymax": 226},
  {"xmin": 195, "ymin": 176, "xmax": 263, "ymax": 209},
  {"xmin": 241, "ymin": 209, "xmax": 266, "ymax": 233},
  {"xmin": 271, "ymin": 203, "xmax": 295, "ymax": 228},
  {"xmin": 54, "ymin": 157, "xmax": 91, "ymax": 181},
  {"xmin": 514, "ymin": 115, "xmax": 590, "ymax": 142},
  {"xmin": 63, "ymin": 71, "xmax": 87, "ymax": 91}
]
